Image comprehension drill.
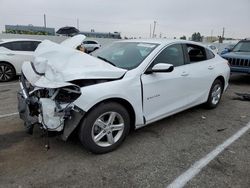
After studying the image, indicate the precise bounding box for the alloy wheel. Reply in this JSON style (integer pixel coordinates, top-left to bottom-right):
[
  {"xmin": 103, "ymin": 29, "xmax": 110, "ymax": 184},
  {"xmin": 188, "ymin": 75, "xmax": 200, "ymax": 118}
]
[
  {"xmin": 91, "ymin": 111, "xmax": 125, "ymax": 147},
  {"xmin": 211, "ymin": 84, "xmax": 222, "ymax": 105},
  {"xmin": 0, "ymin": 64, "xmax": 14, "ymax": 81}
]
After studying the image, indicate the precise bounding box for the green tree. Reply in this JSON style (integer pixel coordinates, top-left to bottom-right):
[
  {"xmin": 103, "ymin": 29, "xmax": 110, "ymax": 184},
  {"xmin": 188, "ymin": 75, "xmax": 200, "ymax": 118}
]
[
  {"xmin": 191, "ymin": 32, "xmax": 202, "ymax": 42},
  {"xmin": 180, "ymin": 35, "xmax": 186, "ymax": 40}
]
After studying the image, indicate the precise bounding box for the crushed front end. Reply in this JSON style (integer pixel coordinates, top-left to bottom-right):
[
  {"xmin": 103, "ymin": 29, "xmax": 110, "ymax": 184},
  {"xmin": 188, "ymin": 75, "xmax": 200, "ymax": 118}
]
[{"xmin": 18, "ymin": 73, "xmax": 84, "ymax": 140}]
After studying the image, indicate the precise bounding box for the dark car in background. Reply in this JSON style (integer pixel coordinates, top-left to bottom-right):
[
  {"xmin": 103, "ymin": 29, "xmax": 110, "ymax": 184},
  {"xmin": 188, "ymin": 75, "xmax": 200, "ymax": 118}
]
[{"xmin": 221, "ymin": 39, "xmax": 250, "ymax": 74}]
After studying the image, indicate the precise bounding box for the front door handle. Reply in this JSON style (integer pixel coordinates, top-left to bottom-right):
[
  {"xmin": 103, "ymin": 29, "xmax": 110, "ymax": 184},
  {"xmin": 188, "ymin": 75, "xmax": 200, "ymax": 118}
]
[
  {"xmin": 7, "ymin": 53, "xmax": 15, "ymax": 56},
  {"xmin": 181, "ymin": 72, "xmax": 189, "ymax": 76},
  {"xmin": 208, "ymin": 66, "xmax": 214, "ymax": 70}
]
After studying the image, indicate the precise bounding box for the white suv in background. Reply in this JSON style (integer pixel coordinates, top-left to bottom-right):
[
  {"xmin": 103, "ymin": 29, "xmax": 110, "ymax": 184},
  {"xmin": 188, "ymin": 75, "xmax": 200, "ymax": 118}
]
[
  {"xmin": 0, "ymin": 39, "xmax": 41, "ymax": 82},
  {"xmin": 82, "ymin": 40, "xmax": 101, "ymax": 53}
]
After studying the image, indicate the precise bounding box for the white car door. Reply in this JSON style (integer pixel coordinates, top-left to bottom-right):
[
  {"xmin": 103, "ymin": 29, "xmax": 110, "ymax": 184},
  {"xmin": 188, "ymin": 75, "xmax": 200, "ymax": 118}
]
[
  {"xmin": 180, "ymin": 44, "xmax": 216, "ymax": 105},
  {"xmin": 141, "ymin": 43, "xmax": 195, "ymax": 123},
  {"xmin": 141, "ymin": 43, "xmax": 216, "ymax": 124},
  {"xmin": 9, "ymin": 51, "xmax": 34, "ymax": 74}
]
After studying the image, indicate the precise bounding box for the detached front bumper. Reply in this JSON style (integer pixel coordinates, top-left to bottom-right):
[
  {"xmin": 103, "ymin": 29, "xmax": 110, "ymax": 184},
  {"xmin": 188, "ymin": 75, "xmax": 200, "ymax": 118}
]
[{"xmin": 17, "ymin": 81, "xmax": 39, "ymax": 134}]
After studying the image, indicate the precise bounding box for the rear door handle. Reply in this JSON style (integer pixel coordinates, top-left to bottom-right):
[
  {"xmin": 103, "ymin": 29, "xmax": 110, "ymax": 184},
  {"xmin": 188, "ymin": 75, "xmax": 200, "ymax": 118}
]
[
  {"xmin": 181, "ymin": 72, "xmax": 189, "ymax": 76},
  {"xmin": 208, "ymin": 66, "xmax": 214, "ymax": 70},
  {"xmin": 7, "ymin": 53, "xmax": 15, "ymax": 56}
]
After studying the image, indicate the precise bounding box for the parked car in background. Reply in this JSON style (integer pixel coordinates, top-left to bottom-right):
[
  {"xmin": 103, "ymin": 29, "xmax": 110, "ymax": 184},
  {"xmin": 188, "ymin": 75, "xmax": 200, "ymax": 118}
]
[
  {"xmin": 221, "ymin": 39, "xmax": 250, "ymax": 74},
  {"xmin": 0, "ymin": 39, "xmax": 41, "ymax": 82},
  {"xmin": 207, "ymin": 44, "xmax": 219, "ymax": 54},
  {"xmin": 82, "ymin": 40, "xmax": 101, "ymax": 53},
  {"xmin": 18, "ymin": 36, "xmax": 230, "ymax": 154}
]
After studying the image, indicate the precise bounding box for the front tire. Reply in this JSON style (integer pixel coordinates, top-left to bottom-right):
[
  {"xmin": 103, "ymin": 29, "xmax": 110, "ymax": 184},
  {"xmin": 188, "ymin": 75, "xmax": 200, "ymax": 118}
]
[
  {"xmin": 0, "ymin": 62, "xmax": 16, "ymax": 82},
  {"xmin": 205, "ymin": 79, "xmax": 223, "ymax": 109},
  {"xmin": 79, "ymin": 102, "xmax": 130, "ymax": 154}
]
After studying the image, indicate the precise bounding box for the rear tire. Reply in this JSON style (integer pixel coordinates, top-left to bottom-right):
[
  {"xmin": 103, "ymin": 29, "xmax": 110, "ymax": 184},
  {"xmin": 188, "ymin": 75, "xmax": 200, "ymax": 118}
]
[
  {"xmin": 0, "ymin": 62, "xmax": 16, "ymax": 82},
  {"xmin": 79, "ymin": 102, "xmax": 130, "ymax": 154},
  {"xmin": 205, "ymin": 79, "xmax": 223, "ymax": 109}
]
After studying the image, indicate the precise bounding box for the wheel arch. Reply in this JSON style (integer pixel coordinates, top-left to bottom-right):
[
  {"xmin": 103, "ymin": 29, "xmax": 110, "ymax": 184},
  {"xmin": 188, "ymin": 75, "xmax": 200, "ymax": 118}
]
[
  {"xmin": 215, "ymin": 75, "xmax": 225, "ymax": 92},
  {"xmin": 64, "ymin": 97, "xmax": 137, "ymax": 141},
  {"xmin": 86, "ymin": 97, "xmax": 136, "ymax": 130}
]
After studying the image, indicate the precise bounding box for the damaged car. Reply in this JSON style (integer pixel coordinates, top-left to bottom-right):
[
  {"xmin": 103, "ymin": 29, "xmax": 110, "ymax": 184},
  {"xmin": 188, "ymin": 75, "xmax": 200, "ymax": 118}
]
[{"xmin": 18, "ymin": 35, "xmax": 230, "ymax": 154}]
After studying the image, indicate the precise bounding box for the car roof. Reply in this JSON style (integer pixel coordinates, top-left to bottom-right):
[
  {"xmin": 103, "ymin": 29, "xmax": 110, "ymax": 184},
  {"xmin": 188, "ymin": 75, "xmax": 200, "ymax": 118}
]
[
  {"xmin": 83, "ymin": 40, "xmax": 99, "ymax": 43},
  {"xmin": 117, "ymin": 38, "xmax": 208, "ymax": 47},
  {"xmin": 0, "ymin": 38, "xmax": 42, "ymax": 44}
]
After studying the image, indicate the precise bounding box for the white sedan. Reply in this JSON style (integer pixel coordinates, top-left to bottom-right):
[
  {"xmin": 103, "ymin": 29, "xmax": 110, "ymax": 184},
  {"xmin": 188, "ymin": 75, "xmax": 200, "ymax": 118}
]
[
  {"xmin": 0, "ymin": 39, "xmax": 41, "ymax": 81},
  {"xmin": 82, "ymin": 40, "xmax": 101, "ymax": 53},
  {"xmin": 18, "ymin": 35, "xmax": 230, "ymax": 154}
]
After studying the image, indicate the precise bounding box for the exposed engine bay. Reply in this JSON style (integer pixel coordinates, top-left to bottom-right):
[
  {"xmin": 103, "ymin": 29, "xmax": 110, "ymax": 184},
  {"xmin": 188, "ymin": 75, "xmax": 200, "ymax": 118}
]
[
  {"xmin": 18, "ymin": 72, "xmax": 118, "ymax": 138},
  {"xmin": 18, "ymin": 74, "xmax": 82, "ymax": 134}
]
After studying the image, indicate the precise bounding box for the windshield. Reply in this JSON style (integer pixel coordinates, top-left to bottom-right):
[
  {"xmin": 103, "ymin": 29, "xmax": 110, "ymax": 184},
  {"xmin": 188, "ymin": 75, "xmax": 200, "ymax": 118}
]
[
  {"xmin": 232, "ymin": 41, "xmax": 250, "ymax": 52},
  {"xmin": 92, "ymin": 42, "xmax": 158, "ymax": 70}
]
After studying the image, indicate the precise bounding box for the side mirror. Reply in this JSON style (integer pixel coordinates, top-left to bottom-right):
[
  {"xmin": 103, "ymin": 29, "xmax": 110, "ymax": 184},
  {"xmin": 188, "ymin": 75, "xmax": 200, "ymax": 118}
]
[{"xmin": 146, "ymin": 63, "xmax": 174, "ymax": 74}]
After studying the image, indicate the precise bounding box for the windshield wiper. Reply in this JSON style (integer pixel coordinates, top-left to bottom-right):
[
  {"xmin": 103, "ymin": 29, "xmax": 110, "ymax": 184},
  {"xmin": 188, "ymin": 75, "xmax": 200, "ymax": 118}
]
[{"xmin": 97, "ymin": 56, "xmax": 117, "ymax": 67}]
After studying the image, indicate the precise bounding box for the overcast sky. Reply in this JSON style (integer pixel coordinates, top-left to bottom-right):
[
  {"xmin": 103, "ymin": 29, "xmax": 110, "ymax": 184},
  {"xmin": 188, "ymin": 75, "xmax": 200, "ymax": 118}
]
[{"xmin": 0, "ymin": 0, "xmax": 249, "ymax": 39}]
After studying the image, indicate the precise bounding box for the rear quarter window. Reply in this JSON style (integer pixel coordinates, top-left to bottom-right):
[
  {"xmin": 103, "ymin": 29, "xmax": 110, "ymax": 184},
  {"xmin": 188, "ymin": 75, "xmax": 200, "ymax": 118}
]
[{"xmin": 206, "ymin": 49, "xmax": 215, "ymax": 59}]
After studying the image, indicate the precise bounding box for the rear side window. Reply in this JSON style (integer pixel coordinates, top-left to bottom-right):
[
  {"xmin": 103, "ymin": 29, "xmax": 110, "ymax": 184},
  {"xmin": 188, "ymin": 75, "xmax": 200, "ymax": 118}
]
[
  {"xmin": 185, "ymin": 44, "xmax": 207, "ymax": 63},
  {"xmin": 0, "ymin": 41, "xmax": 40, "ymax": 51},
  {"xmin": 206, "ymin": 49, "xmax": 215, "ymax": 59},
  {"xmin": 83, "ymin": 41, "xmax": 97, "ymax": 44}
]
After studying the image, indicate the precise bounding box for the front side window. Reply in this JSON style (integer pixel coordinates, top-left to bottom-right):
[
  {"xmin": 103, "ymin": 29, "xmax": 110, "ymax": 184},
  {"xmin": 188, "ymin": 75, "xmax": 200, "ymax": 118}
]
[
  {"xmin": 152, "ymin": 44, "xmax": 184, "ymax": 67},
  {"xmin": 92, "ymin": 42, "xmax": 158, "ymax": 70}
]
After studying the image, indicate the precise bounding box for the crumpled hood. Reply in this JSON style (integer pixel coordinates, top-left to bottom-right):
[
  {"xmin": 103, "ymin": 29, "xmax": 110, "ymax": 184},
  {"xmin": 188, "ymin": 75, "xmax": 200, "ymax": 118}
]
[
  {"xmin": 222, "ymin": 51, "xmax": 250, "ymax": 59},
  {"xmin": 28, "ymin": 38, "xmax": 127, "ymax": 83}
]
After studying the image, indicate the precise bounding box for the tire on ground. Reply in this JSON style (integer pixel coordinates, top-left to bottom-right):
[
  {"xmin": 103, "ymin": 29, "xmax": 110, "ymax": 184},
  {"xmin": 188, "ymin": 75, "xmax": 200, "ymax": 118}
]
[
  {"xmin": 79, "ymin": 102, "xmax": 130, "ymax": 154},
  {"xmin": 205, "ymin": 79, "xmax": 223, "ymax": 109}
]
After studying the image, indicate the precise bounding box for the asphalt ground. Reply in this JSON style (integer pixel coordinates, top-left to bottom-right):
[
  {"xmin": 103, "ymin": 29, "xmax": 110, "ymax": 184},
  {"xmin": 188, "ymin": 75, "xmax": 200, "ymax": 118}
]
[{"xmin": 0, "ymin": 74, "xmax": 249, "ymax": 188}]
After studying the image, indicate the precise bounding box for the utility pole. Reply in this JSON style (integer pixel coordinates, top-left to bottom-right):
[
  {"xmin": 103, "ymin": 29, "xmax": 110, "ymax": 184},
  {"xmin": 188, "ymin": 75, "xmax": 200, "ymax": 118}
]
[
  {"xmin": 43, "ymin": 14, "xmax": 46, "ymax": 28},
  {"xmin": 210, "ymin": 29, "xmax": 213, "ymax": 42},
  {"xmin": 77, "ymin": 18, "xmax": 79, "ymax": 30},
  {"xmin": 222, "ymin": 27, "xmax": 225, "ymax": 39},
  {"xmin": 221, "ymin": 27, "xmax": 225, "ymax": 43},
  {"xmin": 150, "ymin": 24, "xmax": 152, "ymax": 38},
  {"xmin": 152, "ymin": 21, "xmax": 156, "ymax": 38}
]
